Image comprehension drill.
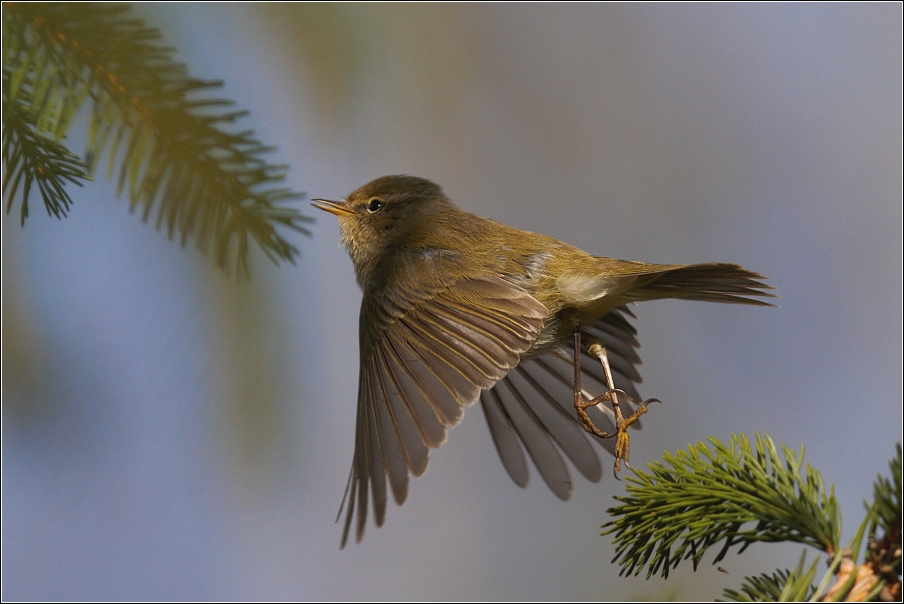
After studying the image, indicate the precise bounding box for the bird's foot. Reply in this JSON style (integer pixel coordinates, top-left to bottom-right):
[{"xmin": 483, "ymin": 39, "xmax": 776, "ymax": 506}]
[
  {"xmin": 572, "ymin": 332, "xmax": 661, "ymax": 477},
  {"xmin": 609, "ymin": 395, "xmax": 661, "ymax": 476},
  {"xmin": 577, "ymin": 389, "xmax": 661, "ymax": 477}
]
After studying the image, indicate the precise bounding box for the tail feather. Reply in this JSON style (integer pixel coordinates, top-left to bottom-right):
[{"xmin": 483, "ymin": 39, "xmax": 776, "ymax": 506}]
[{"xmin": 636, "ymin": 263, "xmax": 775, "ymax": 306}]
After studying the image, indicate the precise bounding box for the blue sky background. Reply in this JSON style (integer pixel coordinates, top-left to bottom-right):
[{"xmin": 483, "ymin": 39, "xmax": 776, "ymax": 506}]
[{"xmin": 3, "ymin": 4, "xmax": 901, "ymax": 600}]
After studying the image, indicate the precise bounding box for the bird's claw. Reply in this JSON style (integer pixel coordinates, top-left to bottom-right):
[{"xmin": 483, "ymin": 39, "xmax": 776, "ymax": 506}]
[{"xmin": 611, "ymin": 396, "xmax": 663, "ymax": 477}]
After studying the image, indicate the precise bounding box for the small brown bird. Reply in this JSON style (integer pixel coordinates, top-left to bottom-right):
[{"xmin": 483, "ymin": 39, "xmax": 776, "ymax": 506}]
[{"xmin": 313, "ymin": 175, "xmax": 774, "ymax": 547}]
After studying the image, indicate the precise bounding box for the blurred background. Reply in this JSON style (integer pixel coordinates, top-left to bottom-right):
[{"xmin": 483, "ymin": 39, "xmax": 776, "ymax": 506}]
[{"xmin": 3, "ymin": 4, "xmax": 901, "ymax": 600}]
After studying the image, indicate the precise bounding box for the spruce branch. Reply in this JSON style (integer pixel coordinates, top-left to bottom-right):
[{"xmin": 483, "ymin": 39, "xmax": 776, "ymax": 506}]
[
  {"xmin": 869, "ymin": 443, "xmax": 902, "ymax": 555},
  {"xmin": 602, "ymin": 433, "xmax": 841, "ymax": 579},
  {"xmin": 720, "ymin": 551, "xmax": 820, "ymax": 602},
  {"xmin": 2, "ymin": 3, "xmax": 312, "ymax": 277},
  {"xmin": 863, "ymin": 443, "xmax": 902, "ymax": 601},
  {"xmin": 605, "ymin": 436, "xmax": 901, "ymax": 601},
  {"xmin": 2, "ymin": 82, "xmax": 90, "ymax": 225}
]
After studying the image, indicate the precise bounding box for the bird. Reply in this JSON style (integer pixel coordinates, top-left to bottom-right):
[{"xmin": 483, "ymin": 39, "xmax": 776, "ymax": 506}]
[{"xmin": 312, "ymin": 175, "xmax": 774, "ymax": 547}]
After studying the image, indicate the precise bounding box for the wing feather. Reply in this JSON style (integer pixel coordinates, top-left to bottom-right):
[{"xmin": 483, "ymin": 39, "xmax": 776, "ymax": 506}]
[
  {"xmin": 382, "ymin": 335, "xmax": 461, "ymax": 429},
  {"xmin": 367, "ymin": 361, "xmax": 410, "ymax": 506},
  {"xmin": 513, "ymin": 365, "xmax": 602, "ymax": 482},
  {"xmin": 372, "ymin": 349, "xmax": 431, "ymax": 470},
  {"xmin": 493, "ymin": 376, "xmax": 572, "ymax": 499},
  {"xmin": 339, "ymin": 276, "xmax": 546, "ymax": 547},
  {"xmin": 480, "ymin": 389, "xmax": 530, "ymax": 488}
]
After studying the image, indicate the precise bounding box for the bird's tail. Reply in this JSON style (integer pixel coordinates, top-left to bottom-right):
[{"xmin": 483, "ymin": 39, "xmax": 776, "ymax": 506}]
[{"xmin": 633, "ymin": 262, "xmax": 775, "ymax": 306}]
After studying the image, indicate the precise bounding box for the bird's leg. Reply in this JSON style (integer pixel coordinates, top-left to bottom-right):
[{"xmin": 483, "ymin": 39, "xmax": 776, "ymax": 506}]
[
  {"xmin": 573, "ymin": 331, "xmax": 609, "ymax": 437},
  {"xmin": 574, "ymin": 331, "xmax": 661, "ymax": 475}
]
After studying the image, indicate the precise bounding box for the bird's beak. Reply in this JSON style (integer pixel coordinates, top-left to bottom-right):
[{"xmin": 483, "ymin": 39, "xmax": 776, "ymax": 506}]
[{"xmin": 311, "ymin": 199, "xmax": 355, "ymax": 216}]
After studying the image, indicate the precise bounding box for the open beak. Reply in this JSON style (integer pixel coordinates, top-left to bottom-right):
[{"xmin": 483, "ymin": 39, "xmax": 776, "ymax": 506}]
[{"xmin": 311, "ymin": 199, "xmax": 355, "ymax": 216}]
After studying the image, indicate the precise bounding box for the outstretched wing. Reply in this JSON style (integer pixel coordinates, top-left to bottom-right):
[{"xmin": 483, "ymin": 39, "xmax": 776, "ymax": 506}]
[
  {"xmin": 340, "ymin": 276, "xmax": 547, "ymax": 547},
  {"xmin": 480, "ymin": 305, "xmax": 644, "ymax": 497}
]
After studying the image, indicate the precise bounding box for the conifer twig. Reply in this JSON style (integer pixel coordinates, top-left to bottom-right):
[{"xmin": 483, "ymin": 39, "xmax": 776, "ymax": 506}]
[
  {"xmin": 2, "ymin": 3, "xmax": 311, "ymax": 277},
  {"xmin": 605, "ymin": 435, "xmax": 901, "ymax": 602},
  {"xmin": 603, "ymin": 433, "xmax": 841, "ymax": 579}
]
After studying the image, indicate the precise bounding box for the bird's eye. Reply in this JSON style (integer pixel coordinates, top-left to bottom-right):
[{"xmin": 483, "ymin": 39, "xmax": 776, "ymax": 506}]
[{"xmin": 366, "ymin": 199, "xmax": 384, "ymax": 213}]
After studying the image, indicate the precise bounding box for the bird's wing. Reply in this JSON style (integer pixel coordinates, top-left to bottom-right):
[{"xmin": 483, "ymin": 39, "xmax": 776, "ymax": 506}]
[
  {"xmin": 340, "ymin": 276, "xmax": 547, "ymax": 547},
  {"xmin": 480, "ymin": 305, "xmax": 644, "ymax": 496}
]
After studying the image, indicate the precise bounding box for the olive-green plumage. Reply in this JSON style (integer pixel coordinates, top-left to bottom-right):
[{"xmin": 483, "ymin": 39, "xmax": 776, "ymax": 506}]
[{"xmin": 313, "ymin": 175, "xmax": 774, "ymax": 547}]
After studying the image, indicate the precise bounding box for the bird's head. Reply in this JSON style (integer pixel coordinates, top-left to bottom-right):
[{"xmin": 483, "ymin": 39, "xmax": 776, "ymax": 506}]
[{"xmin": 312, "ymin": 175, "xmax": 456, "ymax": 285}]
